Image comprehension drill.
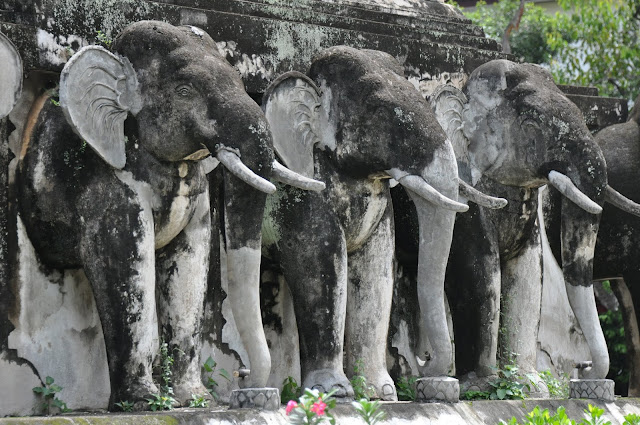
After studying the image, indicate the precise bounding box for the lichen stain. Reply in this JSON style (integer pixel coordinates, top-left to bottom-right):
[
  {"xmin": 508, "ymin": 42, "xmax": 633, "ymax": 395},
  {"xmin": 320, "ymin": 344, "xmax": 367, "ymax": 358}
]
[
  {"xmin": 48, "ymin": 0, "xmax": 158, "ymax": 39},
  {"xmin": 265, "ymin": 22, "xmax": 329, "ymax": 65}
]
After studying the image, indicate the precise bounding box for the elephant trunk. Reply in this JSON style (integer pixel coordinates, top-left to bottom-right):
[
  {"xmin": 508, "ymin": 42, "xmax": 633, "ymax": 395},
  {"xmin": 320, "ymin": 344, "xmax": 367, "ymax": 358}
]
[
  {"xmin": 560, "ymin": 196, "xmax": 609, "ymax": 379},
  {"xmin": 209, "ymin": 98, "xmax": 274, "ymax": 387}
]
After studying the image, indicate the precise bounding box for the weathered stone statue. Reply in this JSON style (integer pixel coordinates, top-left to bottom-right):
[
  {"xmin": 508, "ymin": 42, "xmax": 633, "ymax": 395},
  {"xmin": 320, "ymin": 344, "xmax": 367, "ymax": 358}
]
[
  {"xmin": 15, "ymin": 20, "xmax": 321, "ymax": 409},
  {"xmin": 261, "ymin": 46, "xmax": 505, "ymax": 400},
  {"xmin": 421, "ymin": 60, "xmax": 640, "ymax": 388},
  {"xmin": 543, "ymin": 93, "xmax": 640, "ymax": 396},
  {"xmin": 0, "ymin": 30, "xmax": 22, "ymax": 288}
]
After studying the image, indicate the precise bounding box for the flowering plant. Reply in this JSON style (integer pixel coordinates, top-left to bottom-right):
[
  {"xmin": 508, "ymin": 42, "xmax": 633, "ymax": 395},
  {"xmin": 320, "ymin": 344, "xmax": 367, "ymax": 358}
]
[{"xmin": 285, "ymin": 388, "xmax": 337, "ymax": 425}]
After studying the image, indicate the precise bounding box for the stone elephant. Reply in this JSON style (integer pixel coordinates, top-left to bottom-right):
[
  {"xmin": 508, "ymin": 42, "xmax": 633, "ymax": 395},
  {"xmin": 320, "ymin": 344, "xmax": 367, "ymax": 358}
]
[
  {"xmin": 15, "ymin": 21, "xmax": 321, "ymax": 409},
  {"xmin": 544, "ymin": 94, "xmax": 640, "ymax": 395},
  {"xmin": 261, "ymin": 46, "xmax": 505, "ymax": 400},
  {"xmin": 395, "ymin": 60, "xmax": 640, "ymax": 387}
]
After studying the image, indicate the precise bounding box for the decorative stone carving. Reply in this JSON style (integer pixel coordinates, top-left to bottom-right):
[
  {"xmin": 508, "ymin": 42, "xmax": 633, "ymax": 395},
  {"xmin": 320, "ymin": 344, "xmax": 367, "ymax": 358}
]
[
  {"xmin": 14, "ymin": 20, "xmax": 319, "ymax": 410},
  {"xmin": 569, "ymin": 379, "xmax": 615, "ymax": 402},
  {"xmin": 416, "ymin": 377, "xmax": 460, "ymax": 403},
  {"xmin": 229, "ymin": 388, "xmax": 280, "ymax": 410}
]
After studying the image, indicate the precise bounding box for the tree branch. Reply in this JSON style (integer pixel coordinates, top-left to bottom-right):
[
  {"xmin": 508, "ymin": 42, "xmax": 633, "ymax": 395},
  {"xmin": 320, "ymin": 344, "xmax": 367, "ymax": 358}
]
[{"xmin": 502, "ymin": 0, "xmax": 526, "ymax": 54}]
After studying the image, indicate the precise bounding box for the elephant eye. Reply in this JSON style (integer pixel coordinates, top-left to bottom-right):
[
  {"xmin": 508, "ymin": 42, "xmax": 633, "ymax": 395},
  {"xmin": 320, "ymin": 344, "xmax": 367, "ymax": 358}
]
[{"xmin": 175, "ymin": 85, "xmax": 192, "ymax": 97}]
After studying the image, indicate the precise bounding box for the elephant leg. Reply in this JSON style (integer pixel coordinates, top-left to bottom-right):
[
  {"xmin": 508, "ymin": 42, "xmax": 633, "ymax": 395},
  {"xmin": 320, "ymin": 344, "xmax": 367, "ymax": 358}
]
[
  {"xmin": 280, "ymin": 212, "xmax": 353, "ymax": 398},
  {"xmin": 78, "ymin": 186, "xmax": 159, "ymax": 409},
  {"xmin": 611, "ymin": 277, "xmax": 640, "ymax": 396},
  {"xmin": 500, "ymin": 230, "xmax": 543, "ymax": 376},
  {"xmin": 345, "ymin": 207, "xmax": 396, "ymax": 401},
  {"xmin": 447, "ymin": 205, "xmax": 501, "ymax": 378},
  {"xmin": 156, "ymin": 192, "xmax": 211, "ymax": 405}
]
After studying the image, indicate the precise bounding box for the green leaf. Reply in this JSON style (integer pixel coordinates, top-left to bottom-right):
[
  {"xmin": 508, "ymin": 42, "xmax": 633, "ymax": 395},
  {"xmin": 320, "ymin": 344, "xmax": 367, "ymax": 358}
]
[{"xmin": 45, "ymin": 376, "xmax": 54, "ymax": 386}]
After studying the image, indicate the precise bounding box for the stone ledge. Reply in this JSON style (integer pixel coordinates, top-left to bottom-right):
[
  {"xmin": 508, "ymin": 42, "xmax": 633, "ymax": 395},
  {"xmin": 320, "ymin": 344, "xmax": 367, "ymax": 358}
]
[{"xmin": 3, "ymin": 399, "xmax": 639, "ymax": 425}]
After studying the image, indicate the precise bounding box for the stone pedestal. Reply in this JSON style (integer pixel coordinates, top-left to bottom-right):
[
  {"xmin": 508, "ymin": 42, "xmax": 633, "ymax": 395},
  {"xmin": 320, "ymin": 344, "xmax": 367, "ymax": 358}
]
[
  {"xmin": 569, "ymin": 379, "xmax": 615, "ymax": 402},
  {"xmin": 229, "ymin": 388, "xmax": 280, "ymax": 410},
  {"xmin": 416, "ymin": 377, "xmax": 460, "ymax": 403}
]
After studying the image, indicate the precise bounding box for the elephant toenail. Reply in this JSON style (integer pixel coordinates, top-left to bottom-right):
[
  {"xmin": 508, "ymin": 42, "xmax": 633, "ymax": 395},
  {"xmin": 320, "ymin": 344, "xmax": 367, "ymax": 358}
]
[{"xmin": 382, "ymin": 384, "xmax": 395, "ymax": 395}]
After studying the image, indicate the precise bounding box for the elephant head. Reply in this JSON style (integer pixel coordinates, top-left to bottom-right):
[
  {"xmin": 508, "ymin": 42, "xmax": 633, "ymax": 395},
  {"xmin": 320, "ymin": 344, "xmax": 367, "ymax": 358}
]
[
  {"xmin": 18, "ymin": 21, "xmax": 320, "ymax": 407},
  {"xmin": 433, "ymin": 59, "xmax": 640, "ymax": 379},
  {"xmin": 262, "ymin": 46, "xmax": 505, "ymax": 384},
  {"xmin": 0, "ymin": 31, "xmax": 22, "ymax": 119}
]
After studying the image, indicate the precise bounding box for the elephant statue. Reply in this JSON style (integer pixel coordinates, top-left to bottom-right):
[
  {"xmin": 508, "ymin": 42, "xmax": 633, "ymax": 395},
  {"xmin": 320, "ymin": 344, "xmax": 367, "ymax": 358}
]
[
  {"xmin": 15, "ymin": 20, "xmax": 322, "ymax": 409},
  {"xmin": 544, "ymin": 93, "xmax": 640, "ymax": 395},
  {"xmin": 397, "ymin": 60, "xmax": 640, "ymax": 386},
  {"xmin": 0, "ymin": 31, "xmax": 22, "ymax": 120},
  {"xmin": 261, "ymin": 46, "xmax": 506, "ymax": 400}
]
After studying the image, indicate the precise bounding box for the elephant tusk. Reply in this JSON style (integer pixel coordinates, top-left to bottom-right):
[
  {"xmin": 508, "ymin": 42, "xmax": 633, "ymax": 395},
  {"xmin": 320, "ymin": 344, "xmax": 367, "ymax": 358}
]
[
  {"xmin": 271, "ymin": 160, "xmax": 326, "ymax": 192},
  {"xmin": 217, "ymin": 149, "xmax": 277, "ymax": 194},
  {"xmin": 604, "ymin": 185, "xmax": 640, "ymax": 217},
  {"xmin": 394, "ymin": 174, "xmax": 469, "ymax": 213},
  {"xmin": 416, "ymin": 355, "xmax": 426, "ymax": 367},
  {"xmin": 458, "ymin": 179, "xmax": 508, "ymax": 209},
  {"xmin": 548, "ymin": 171, "xmax": 602, "ymax": 214}
]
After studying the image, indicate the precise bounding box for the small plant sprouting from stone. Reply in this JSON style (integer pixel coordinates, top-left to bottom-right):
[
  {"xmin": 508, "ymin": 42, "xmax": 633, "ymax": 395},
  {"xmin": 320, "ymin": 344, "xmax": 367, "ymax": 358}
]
[
  {"xmin": 350, "ymin": 359, "xmax": 376, "ymax": 401},
  {"xmin": 461, "ymin": 389, "xmax": 491, "ymax": 400},
  {"xmin": 624, "ymin": 413, "xmax": 640, "ymax": 425},
  {"xmin": 32, "ymin": 376, "xmax": 70, "ymax": 415},
  {"xmin": 281, "ymin": 376, "xmax": 302, "ymax": 404},
  {"xmin": 395, "ymin": 375, "xmax": 417, "ymax": 401},
  {"xmin": 147, "ymin": 393, "xmax": 175, "ymax": 412},
  {"xmin": 538, "ymin": 370, "xmax": 569, "ymax": 399},
  {"xmin": 147, "ymin": 339, "xmax": 177, "ymax": 410},
  {"xmin": 286, "ymin": 388, "xmax": 337, "ymax": 425},
  {"xmin": 497, "ymin": 404, "xmax": 623, "ymax": 425},
  {"xmin": 202, "ymin": 355, "xmax": 231, "ymax": 400},
  {"xmin": 352, "ymin": 398, "xmax": 386, "ymax": 425},
  {"xmin": 96, "ymin": 30, "xmax": 113, "ymax": 48},
  {"xmin": 188, "ymin": 393, "xmax": 210, "ymax": 408},
  {"xmin": 114, "ymin": 400, "xmax": 134, "ymax": 412}
]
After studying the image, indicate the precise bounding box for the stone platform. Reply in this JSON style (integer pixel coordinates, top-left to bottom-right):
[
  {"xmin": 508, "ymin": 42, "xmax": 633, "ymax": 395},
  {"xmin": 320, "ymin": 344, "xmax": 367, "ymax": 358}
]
[{"xmin": 2, "ymin": 399, "xmax": 640, "ymax": 425}]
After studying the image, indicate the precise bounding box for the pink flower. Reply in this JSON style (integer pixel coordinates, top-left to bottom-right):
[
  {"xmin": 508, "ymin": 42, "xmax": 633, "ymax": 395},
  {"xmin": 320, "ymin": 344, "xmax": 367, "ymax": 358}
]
[
  {"xmin": 286, "ymin": 400, "xmax": 298, "ymax": 415},
  {"xmin": 310, "ymin": 400, "xmax": 327, "ymax": 416}
]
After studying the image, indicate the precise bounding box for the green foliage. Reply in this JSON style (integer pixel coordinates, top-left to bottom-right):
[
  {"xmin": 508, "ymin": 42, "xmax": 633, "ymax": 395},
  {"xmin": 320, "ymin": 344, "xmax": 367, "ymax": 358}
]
[
  {"xmin": 281, "ymin": 376, "xmax": 303, "ymax": 404},
  {"xmin": 548, "ymin": 0, "xmax": 640, "ymax": 102},
  {"xmin": 461, "ymin": 390, "xmax": 491, "ymax": 400},
  {"xmin": 95, "ymin": 30, "xmax": 113, "ymax": 48},
  {"xmin": 624, "ymin": 413, "xmax": 640, "ymax": 425},
  {"xmin": 146, "ymin": 393, "xmax": 174, "ymax": 412},
  {"xmin": 286, "ymin": 388, "xmax": 337, "ymax": 425},
  {"xmin": 489, "ymin": 362, "xmax": 530, "ymax": 400},
  {"xmin": 202, "ymin": 356, "xmax": 231, "ymax": 401},
  {"xmin": 538, "ymin": 370, "xmax": 569, "ymax": 399},
  {"xmin": 32, "ymin": 376, "xmax": 70, "ymax": 415},
  {"xmin": 114, "ymin": 400, "xmax": 134, "ymax": 412},
  {"xmin": 148, "ymin": 340, "xmax": 177, "ymax": 410},
  {"xmin": 599, "ymin": 308, "xmax": 629, "ymax": 393},
  {"xmin": 188, "ymin": 393, "xmax": 210, "ymax": 408},
  {"xmin": 350, "ymin": 360, "xmax": 376, "ymax": 401},
  {"xmin": 352, "ymin": 398, "xmax": 387, "ymax": 425},
  {"xmin": 395, "ymin": 376, "xmax": 417, "ymax": 401},
  {"xmin": 463, "ymin": 0, "xmax": 640, "ymax": 106},
  {"xmin": 464, "ymin": 0, "xmax": 558, "ymax": 63},
  {"xmin": 497, "ymin": 404, "xmax": 616, "ymax": 425}
]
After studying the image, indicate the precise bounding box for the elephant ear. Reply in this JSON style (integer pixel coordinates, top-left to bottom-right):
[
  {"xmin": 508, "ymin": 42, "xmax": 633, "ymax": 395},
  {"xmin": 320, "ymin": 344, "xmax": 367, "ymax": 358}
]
[
  {"xmin": 60, "ymin": 45, "xmax": 142, "ymax": 169},
  {"xmin": 0, "ymin": 31, "xmax": 23, "ymax": 119},
  {"xmin": 429, "ymin": 84, "xmax": 471, "ymax": 182},
  {"xmin": 262, "ymin": 71, "xmax": 322, "ymax": 178}
]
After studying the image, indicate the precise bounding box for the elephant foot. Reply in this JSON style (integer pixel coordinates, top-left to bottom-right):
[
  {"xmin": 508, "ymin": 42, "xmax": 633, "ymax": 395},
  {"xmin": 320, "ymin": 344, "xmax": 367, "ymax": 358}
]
[
  {"xmin": 173, "ymin": 380, "xmax": 214, "ymax": 407},
  {"xmin": 110, "ymin": 380, "xmax": 159, "ymax": 411},
  {"xmin": 304, "ymin": 368, "xmax": 354, "ymax": 399},
  {"xmin": 368, "ymin": 371, "xmax": 397, "ymax": 401},
  {"xmin": 458, "ymin": 371, "xmax": 498, "ymax": 395}
]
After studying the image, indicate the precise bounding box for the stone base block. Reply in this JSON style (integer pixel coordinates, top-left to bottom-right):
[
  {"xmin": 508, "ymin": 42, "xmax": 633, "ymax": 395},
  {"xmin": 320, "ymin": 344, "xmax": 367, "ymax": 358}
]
[
  {"xmin": 569, "ymin": 379, "xmax": 615, "ymax": 402},
  {"xmin": 416, "ymin": 377, "xmax": 459, "ymax": 403},
  {"xmin": 229, "ymin": 388, "xmax": 280, "ymax": 410}
]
